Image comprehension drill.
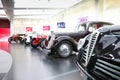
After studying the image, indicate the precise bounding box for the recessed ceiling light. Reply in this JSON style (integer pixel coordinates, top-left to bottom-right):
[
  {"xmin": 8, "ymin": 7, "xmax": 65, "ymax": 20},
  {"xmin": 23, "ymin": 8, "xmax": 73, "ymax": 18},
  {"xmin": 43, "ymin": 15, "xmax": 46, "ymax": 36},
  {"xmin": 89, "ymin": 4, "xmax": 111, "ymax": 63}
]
[{"xmin": 48, "ymin": 0, "xmax": 51, "ymax": 3}]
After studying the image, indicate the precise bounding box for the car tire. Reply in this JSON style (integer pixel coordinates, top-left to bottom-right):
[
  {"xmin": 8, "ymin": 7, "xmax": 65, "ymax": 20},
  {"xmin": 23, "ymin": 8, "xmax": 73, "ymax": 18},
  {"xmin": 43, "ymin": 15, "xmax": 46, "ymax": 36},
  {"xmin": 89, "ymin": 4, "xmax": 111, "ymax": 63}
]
[
  {"xmin": 8, "ymin": 37, "xmax": 12, "ymax": 43},
  {"xmin": 25, "ymin": 42, "xmax": 30, "ymax": 45},
  {"xmin": 31, "ymin": 38, "xmax": 40, "ymax": 48},
  {"xmin": 56, "ymin": 41, "xmax": 73, "ymax": 58},
  {"xmin": 24, "ymin": 39, "xmax": 30, "ymax": 45},
  {"xmin": 40, "ymin": 39, "xmax": 48, "ymax": 49},
  {"xmin": 19, "ymin": 37, "xmax": 23, "ymax": 43},
  {"xmin": 14, "ymin": 38, "xmax": 18, "ymax": 43}
]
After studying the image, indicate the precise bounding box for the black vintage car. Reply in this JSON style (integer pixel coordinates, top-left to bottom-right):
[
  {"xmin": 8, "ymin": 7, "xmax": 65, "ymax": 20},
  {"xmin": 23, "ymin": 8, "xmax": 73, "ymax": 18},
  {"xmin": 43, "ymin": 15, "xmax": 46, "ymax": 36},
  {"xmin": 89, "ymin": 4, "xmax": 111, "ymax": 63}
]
[
  {"xmin": 77, "ymin": 25, "xmax": 120, "ymax": 80},
  {"xmin": 42, "ymin": 21, "xmax": 113, "ymax": 58}
]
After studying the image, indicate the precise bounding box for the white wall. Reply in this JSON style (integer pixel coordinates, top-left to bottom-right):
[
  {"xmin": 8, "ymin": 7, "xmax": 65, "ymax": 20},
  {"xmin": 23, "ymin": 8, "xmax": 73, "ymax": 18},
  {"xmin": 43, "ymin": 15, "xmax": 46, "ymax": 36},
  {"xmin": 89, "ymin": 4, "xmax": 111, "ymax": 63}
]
[{"xmin": 12, "ymin": 0, "xmax": 120, "ymax": 35}]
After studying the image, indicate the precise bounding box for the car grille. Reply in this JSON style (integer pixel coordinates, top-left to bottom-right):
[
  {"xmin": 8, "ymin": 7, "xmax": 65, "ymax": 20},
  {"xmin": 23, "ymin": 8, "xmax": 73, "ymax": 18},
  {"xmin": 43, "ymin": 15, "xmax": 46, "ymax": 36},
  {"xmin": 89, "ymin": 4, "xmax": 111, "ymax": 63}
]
[
  {"xmin": 47, "ymin": 33, "xmax": 55, "ymax": 48},
  {"xmin": 93, "ymin": 57, "xmax": 120, "ymax": 80},
  {"xmin": 81, "ymin": 31, "xmax": 100, "ymax": 67},
  {"xmin": 80, "ymin": 45, "xmax": 88, "ymax": 66}
]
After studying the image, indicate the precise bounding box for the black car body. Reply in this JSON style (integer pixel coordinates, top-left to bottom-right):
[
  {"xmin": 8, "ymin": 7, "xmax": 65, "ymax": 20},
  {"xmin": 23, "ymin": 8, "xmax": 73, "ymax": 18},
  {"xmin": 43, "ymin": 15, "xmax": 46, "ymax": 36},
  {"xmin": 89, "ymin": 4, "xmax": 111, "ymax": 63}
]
[
  {"xmin": 77, "ymin": 25, "xmax": 120, "ymax": 80},
  {"xmin": 42, "ymin": 21, "xmax": 113, "ymax": 58}
]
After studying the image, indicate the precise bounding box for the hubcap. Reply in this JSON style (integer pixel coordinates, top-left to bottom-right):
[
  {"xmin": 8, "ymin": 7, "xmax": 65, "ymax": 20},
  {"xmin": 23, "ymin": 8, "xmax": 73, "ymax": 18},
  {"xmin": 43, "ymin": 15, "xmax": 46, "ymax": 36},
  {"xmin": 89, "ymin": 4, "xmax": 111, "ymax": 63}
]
[{"xmin": 59, "ymin": 43, "xmax": 71, "ymax": 56}]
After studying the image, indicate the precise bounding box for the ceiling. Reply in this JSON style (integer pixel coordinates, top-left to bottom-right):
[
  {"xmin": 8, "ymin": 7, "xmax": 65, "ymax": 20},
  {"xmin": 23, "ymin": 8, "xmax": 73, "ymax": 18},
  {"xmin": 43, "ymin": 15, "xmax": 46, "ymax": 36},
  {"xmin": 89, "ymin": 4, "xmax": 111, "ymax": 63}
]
[
  {"xmin": 0, "ymin": 0, "xmax": 83, "ymax": 20},
  {"xmin": 0, "ymin": 0, "xmax": 6, "ymax": 19}
]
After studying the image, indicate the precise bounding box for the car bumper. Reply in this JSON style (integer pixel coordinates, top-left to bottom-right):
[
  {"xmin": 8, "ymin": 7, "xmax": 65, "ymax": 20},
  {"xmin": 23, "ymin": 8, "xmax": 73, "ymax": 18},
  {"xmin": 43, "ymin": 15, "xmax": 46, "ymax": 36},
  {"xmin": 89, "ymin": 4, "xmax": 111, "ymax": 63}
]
[{"xmin": 76, "ymin": 61, "xmax": 95, "ymax": 80}]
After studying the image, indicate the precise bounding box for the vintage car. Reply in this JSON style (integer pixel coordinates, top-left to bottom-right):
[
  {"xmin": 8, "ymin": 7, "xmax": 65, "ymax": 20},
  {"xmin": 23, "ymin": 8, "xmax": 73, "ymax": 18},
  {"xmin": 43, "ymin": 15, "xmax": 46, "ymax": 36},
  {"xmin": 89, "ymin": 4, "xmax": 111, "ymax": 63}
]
[
  {"xmin": 24, "ymin": 32, "xmax": 38, "ymax": 45},
  {"xmin": 30, "ymin": 34, "xmax": 47, "ymax": 48},
  {"xmin": 41, "ymin": 21, "xmax": 113, "ymax": 58},
  {"xmin": 77, "ymin": 25, "xmax": 120, "ymax": 80},
  {"xmin": 8, "ymin": 34, "xmax": 25, "ymax": 43}
]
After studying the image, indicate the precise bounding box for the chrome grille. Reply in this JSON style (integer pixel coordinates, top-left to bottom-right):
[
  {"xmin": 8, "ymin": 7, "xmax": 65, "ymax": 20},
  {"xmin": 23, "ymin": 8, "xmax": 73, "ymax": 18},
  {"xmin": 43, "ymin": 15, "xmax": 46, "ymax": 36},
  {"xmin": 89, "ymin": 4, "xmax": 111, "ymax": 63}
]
[
  {"xmin": 47, "ymin": 33, "xmax": 55, "ymax": 49},
  {"xmin": 81, "ymin": 46, "xmax": 88, "ymax": 66},
  {"xmin": 82, "ymin": 31, "xmax": 100, "ymax": 67}
]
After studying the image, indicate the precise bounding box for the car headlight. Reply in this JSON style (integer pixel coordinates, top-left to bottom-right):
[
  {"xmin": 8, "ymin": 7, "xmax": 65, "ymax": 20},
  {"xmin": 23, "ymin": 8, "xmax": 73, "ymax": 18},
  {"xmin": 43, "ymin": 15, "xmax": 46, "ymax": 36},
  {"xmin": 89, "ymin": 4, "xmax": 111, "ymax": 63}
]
[{"xmin": 77, "ymin": 38, "xmax": 85, "ymax": 51}]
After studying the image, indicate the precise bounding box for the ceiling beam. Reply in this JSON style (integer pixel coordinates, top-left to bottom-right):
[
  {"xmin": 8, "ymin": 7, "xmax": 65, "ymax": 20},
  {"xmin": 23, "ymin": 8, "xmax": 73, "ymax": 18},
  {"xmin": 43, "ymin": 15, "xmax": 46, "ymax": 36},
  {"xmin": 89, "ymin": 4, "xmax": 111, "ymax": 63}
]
[
  {"xmin": 14, "ymin": 8, "xmax": 65, "ymax": 10},
  {"xmin": 1, "ymin": 0, "xmax": 14, "ymax": 20},
  {"xmin": 14, "ymin": 14, "xmax": 53, "ymax": 16}
]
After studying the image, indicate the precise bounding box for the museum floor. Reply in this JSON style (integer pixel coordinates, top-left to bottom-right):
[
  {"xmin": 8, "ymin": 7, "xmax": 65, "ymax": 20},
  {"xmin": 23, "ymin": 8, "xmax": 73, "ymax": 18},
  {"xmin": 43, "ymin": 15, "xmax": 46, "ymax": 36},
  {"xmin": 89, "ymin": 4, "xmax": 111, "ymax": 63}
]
[{"xmin": 5, "ymin": 44, "xmax": 85, "ymax": 80}]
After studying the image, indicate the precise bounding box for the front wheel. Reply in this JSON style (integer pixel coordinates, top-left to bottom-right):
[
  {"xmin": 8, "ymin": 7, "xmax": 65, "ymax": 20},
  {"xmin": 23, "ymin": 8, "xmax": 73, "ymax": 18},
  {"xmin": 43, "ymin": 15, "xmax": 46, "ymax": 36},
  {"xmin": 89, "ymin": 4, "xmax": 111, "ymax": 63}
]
[
  {"xmin": 56, "ymin": 41, "xmax": 73, "ymax": 58},
  {"xmin": 31, "ymin": 38, "xmax": 40, "ymax": 48},
  {"xmin": 25, "ymin": 42, "xmax": 30, "ymax": 45},
  {"xmin": 24, "ymin": 39, "xmax": 30, "ymax": 45},
  {"xmin": 40, "ymin": 39, "xmax": 49, "ymax": 49},
  {"xmin": 8, "ymin": 37, "xmax": 12, "ymax": 43}
]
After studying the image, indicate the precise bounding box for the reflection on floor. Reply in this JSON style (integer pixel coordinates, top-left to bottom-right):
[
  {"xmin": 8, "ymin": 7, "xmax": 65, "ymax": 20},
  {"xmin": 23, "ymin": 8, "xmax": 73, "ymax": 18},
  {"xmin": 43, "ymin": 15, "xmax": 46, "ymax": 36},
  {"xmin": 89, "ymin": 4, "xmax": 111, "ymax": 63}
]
[
  {"xmin": 7, "ymin": 44, "xmax": 84, "ymax": 80},
  {"xmin": 0, "ymin": 41, "xmax": 10, "ymax": 53}
]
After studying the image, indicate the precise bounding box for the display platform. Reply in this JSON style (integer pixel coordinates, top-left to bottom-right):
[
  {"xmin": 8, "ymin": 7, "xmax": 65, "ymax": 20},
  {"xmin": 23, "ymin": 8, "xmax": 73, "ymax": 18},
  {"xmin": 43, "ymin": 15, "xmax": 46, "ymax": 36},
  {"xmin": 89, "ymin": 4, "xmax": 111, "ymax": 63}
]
[{"xmin": 0, "ymin": 50, "xmax": 12, "ymax": 80}]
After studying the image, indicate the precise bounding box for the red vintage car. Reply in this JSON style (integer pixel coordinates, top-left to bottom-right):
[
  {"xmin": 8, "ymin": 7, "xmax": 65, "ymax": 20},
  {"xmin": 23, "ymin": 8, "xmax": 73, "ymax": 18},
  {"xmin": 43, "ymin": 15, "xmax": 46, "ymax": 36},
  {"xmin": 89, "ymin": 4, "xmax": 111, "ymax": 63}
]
[{"xmin": 31, "ymin": 34, "xmax": 47, "ymax": 48}]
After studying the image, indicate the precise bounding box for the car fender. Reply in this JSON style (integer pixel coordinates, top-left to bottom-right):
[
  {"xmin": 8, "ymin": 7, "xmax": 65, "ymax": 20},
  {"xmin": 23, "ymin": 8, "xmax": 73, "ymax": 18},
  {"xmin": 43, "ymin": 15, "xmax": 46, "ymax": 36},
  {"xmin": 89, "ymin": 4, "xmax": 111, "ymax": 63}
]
[{"xmin": 53, "ymin": 36, "xmax": 78, "ymax": 51}]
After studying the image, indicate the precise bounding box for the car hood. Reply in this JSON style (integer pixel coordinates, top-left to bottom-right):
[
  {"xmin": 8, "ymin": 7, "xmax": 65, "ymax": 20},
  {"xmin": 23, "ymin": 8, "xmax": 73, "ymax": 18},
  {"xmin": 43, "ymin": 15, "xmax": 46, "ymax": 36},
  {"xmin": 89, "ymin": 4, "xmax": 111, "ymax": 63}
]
[
  {"xmin": 53, "ymin": 31, "xmax": 88, "ymax": 42},
  {"xmin": 54, "ymin": 32, "xmax": 79, "ymax": 37}
]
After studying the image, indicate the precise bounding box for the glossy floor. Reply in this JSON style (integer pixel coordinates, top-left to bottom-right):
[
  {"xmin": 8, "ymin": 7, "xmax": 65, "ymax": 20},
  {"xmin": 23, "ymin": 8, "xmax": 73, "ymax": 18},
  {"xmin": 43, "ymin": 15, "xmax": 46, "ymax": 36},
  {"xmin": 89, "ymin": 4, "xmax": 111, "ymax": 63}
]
[
  {"xmin": 0, "ymin": 41, "xmax": 10, "ymax": 53},
  {"xmin": 0, "ymin": 50, "xmax": 12, "ymax": 80},
  {"xmin": 7, "ymin": 44, "xmax": 84, "ymax": 80}
]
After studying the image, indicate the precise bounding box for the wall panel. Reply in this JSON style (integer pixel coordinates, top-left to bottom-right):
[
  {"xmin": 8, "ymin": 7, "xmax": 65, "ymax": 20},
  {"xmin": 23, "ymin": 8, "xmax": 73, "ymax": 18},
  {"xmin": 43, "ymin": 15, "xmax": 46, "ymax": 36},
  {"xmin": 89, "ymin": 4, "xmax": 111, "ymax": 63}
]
[{"xmin": 102, "ymin": 0, "xmax": 120, "ymax": 24}]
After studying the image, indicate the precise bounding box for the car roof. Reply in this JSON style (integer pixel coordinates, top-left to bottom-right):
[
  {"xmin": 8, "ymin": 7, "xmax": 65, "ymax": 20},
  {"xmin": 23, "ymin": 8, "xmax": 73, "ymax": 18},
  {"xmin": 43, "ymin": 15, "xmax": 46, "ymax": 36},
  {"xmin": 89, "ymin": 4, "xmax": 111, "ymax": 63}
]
[
  {"xmin": 83, "ymin": 21, "xmax": 113, "ymax": 25},
  {"xmin": 97, "ymin": 25, "xmax": 120, "ymax": 33}
]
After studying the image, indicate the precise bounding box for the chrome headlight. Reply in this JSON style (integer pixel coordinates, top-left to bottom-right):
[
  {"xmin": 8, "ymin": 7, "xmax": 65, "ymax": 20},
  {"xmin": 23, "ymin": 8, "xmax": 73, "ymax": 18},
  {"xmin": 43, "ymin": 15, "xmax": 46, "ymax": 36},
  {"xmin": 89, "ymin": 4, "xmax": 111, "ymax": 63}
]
[
  {"xmin": 77, "ymin": 34, "xmax": 91, "ymax": 50},
  {"xmin": 77, "ymin": 38, "xmax": 86, "ymax": 51}
]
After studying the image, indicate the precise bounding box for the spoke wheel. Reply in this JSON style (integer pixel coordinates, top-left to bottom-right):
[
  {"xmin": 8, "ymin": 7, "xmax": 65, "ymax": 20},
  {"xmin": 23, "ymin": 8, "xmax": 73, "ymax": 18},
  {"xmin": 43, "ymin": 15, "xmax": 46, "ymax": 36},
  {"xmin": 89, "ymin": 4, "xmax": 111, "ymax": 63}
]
[
  {"xmin": 31, "ymin": 38, "xmax": 40, "ymax": 48},
  {"xmin": 40, "ymin": 39, "xmax": 48, "ymax": 49}
]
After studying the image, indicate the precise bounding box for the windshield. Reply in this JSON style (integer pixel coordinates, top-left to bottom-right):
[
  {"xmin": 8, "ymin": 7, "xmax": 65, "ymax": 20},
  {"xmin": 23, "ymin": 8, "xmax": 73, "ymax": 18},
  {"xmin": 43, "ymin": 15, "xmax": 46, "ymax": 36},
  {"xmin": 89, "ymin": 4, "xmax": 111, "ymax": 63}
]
[{"xmin": 74, "ymin": 23, "xmax": 86, "ymax": 32}]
